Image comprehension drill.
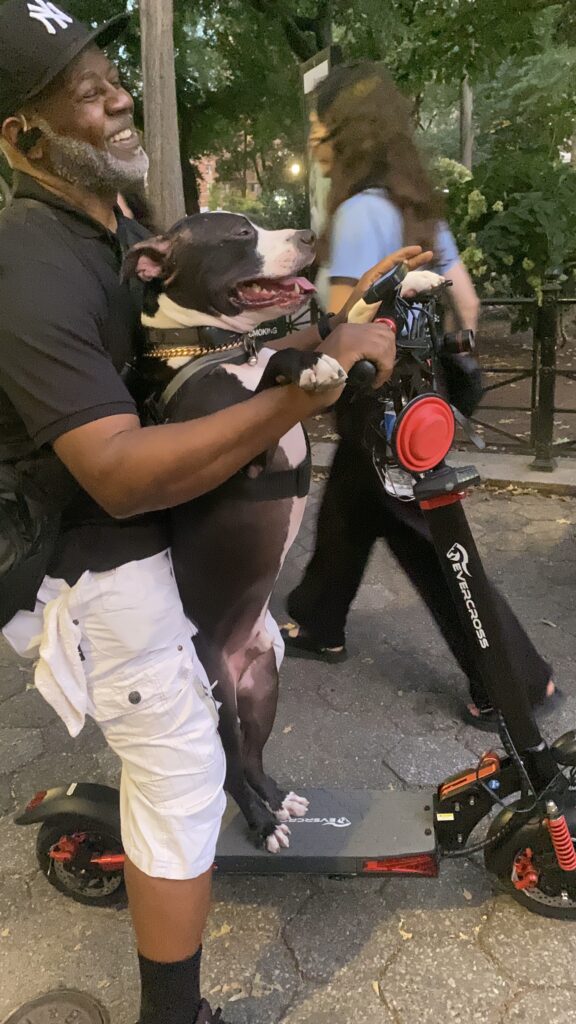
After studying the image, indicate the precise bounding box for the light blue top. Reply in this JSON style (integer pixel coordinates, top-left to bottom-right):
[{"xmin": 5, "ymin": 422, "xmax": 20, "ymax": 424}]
[{"xmin": 316, "ymin": 188, "xmax": 460, "ymax": 309}]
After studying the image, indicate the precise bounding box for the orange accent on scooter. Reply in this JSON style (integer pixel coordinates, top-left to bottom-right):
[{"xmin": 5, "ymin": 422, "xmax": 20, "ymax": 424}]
[
  {"xmin": 49, "ymin": 835, "xmax": 125, "ymax": 872},
  {"xmin": 438, "ymin": 751, "xmax": 501, "ymax": 800},
  {"xmin": 512, "ymin": 848, "xmax": 539, "ymax": 890},
  {"xmin": 546, "ymin": 809, "xmax": 576, "ymax": 872}
]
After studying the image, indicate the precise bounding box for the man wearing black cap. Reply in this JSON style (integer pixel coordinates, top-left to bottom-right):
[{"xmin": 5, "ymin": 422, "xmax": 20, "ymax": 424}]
[{"xmin": 0, "ymin": 2, "xmax": 398, "ymax": 1021}]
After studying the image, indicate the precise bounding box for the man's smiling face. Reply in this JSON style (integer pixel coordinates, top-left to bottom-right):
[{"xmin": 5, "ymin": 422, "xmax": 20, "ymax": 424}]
[{"xmin": 25, "ymin": 43, "xmax": 148, "ymax": 195}]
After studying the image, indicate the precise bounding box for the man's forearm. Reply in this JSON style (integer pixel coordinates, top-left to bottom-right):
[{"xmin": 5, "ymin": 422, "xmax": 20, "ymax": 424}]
[
  {"xmin": 55, "ymin": 322, "xmax": 396, "ymax": 519},
  {"xmin": 83, "ymin": 385, "xmax": 323, "ymax": 518}
]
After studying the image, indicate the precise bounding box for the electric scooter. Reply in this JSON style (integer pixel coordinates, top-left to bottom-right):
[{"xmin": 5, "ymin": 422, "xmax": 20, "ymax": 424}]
[{"xmin": 14, "ymin": 270, "xmax": 576, "ymax": 920}]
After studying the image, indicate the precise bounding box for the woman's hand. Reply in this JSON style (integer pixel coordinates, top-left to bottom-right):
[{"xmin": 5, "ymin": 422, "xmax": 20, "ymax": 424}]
[{"xmin": 338, "ymin": 246, "xmax": 434, "ymax": 322}]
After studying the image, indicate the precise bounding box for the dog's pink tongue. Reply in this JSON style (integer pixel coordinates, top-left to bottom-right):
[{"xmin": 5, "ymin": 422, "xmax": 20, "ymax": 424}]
[{"xmin": 285, "ymin": 276, "xmax": 316, "ymax": 294}]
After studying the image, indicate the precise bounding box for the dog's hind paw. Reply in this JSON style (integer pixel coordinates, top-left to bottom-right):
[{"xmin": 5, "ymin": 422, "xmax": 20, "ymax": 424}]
[
  {"xmin": 282, "ymin": 792, "xmax": 309, "ymax": 818},
  {"xmin": 265, "ymin": 823, "xmax": 291, "ymax": 853},
  {"xmin": 299, "ymin": 354, "xmax": 347, "ymax": 393}
]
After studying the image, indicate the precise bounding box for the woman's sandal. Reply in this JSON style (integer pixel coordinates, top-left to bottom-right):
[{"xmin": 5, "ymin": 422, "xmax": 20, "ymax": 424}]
[
  {"xmin": 461, "ymin": 687, "xmax": 565, "ymax": 733},
  {"xmin": 280, "ymin": 623, "xmax": 349, "ymax": 664}
]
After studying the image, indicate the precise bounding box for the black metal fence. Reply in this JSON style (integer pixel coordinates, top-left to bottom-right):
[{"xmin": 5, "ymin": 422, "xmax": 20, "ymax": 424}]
[
  {"xmin": 275, "ymin": 286, "xmax": 575, "ymax": 471},
  {"xmin": 470, "ymin": 283, "xmax": 576, "ymax": 471}
]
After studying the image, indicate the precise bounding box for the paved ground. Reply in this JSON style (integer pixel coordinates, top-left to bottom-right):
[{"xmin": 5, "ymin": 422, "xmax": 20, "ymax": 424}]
[
  {"xmin": 310, "ymin": 444, "xmax": 576, "ymax": 495},
  {"xmin": 1, "ymin": 479, "xmax": 576, "ymax": 1024}
]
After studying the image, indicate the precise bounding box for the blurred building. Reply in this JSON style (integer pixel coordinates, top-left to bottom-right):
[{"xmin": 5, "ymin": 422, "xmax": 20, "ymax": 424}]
[{"xmin": 196, "ymin": 154, "xmax": 262, "ymax": 211}]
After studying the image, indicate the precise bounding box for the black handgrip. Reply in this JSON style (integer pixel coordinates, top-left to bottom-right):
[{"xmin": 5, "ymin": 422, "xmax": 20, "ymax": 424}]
[
  {"xmin": 363, "ymin": 263, "xmax": 407, "ymax": 306},
  {"xmin": 348, "ymin": 359, "xmax": 378, "ymax": 388}
]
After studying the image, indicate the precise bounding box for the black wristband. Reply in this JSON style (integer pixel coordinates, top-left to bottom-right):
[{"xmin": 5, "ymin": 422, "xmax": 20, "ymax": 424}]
[{"xmin": 317, "ymin": 312, "xmax": 335, "ymax": 341}]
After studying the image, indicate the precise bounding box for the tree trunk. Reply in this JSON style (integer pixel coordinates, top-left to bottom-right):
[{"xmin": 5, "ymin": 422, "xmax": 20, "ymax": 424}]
[
  {"xmin": 139, "ymin": 0, "xmax": 186, "ymax": 230},
  {"xmin": 316, "ymin": 0, "xmax": 333, "ymax": 49},
  {"xmin": 460, "ymin": 75, "xmax": 474, "ymax": 171},
  {"xmin": 241, "ymin": 129, "xmax": 248, "ymax": 198},
  {"xmin": 181, "ymin": 155, "xmax": 200, "ymax": 215}
]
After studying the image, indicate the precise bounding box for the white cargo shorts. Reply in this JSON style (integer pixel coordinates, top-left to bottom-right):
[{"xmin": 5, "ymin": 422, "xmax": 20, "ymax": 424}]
[{"xmin": 4, "ymin": 550, "xmax": 227, "ymax": 880}]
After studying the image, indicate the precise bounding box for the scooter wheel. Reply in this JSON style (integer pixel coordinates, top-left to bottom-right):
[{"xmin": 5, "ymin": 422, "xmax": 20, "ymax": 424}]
[
  {"xmin": 36, "ymin": 818, "xmax": 125, "ymax": 907},
  {"xmin": 485, "ymin": 806, "xmax": 576, "ymax": 920}
]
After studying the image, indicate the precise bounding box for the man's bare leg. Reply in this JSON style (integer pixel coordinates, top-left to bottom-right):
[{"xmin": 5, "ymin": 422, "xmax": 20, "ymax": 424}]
[
  {"xmin": 125, "ymin": 858, "xmax": 214, "ymax": 1023},
  {"xmin": 125, "ymin": 859, "xmax": 212, "ymax": 961}
]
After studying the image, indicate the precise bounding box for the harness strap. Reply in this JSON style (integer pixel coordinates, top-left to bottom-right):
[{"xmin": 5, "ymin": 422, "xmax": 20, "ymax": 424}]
[
  {"xmin": 147, "ymin": 347, "xmax": 312, "ymax": 503},
  {"xmin": 217, "ymin": 437, "xmax": 312, "ymax": 502},
  {"xmin": 153, "ymin": 346, "xmax": 247, "ymax": 420}
]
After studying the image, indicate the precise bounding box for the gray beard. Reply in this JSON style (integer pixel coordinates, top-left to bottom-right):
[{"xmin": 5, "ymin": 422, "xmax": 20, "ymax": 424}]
[{"xmin": 35, "ymin": 118, "xmax": 149, "ymax": 196}]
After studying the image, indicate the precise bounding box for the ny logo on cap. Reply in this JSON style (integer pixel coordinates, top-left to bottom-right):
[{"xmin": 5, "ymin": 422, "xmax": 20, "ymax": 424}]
[{"xmin": 27, "ymin": 1, "xmax": 74, "ymax": 34}]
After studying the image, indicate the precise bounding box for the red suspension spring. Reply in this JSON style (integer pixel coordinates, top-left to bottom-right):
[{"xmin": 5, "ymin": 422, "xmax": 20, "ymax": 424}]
[{"xmin": 546, "ymin": 801, "xmax": 576, "ymax": 872}]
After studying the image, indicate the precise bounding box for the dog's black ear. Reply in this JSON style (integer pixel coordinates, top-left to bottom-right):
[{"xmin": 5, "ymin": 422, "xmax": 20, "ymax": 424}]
[{"xmin": 122, "ymin": 236, "xmax": 172, "ymax": 283}]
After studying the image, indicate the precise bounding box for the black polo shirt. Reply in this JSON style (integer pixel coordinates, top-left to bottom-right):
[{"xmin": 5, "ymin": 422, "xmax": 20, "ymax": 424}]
[{"xmin": 0, "ymin": 173, "xmax": 168, "ymax": 584}]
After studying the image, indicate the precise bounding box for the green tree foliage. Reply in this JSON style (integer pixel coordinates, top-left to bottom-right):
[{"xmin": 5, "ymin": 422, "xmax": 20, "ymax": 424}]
[{"xmin": 2, "ymin": 0, "xmax": 576, "ymax": 293}]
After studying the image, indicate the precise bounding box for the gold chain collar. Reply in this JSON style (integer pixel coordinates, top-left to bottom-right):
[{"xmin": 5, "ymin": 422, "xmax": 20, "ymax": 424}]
[{"xmin": 145, "ymin": 339, "xmax": 246, "ymax": 361}]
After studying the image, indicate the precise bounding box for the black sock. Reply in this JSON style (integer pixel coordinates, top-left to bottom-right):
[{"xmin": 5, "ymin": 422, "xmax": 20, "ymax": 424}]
[{"xmin": 139, "ymin": 946, "xmax": 202, "ymax": 1024}]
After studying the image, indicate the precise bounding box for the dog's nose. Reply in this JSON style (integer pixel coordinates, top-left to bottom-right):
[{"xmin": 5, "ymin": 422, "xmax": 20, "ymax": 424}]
[{"xmin": 297, "ymin": 230, "xmax": 316, "ymax": 248}]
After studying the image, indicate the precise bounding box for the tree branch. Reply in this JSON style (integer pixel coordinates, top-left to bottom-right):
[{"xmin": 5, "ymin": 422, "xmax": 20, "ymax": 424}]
[
  {"xmin": 250, "ymin": 152, "xmax": 265, "ymax": 188},
  {"xmin": 293, "ymin": 15, "xmax": 316, "ymax": 31},
  {"xmin": 279, "ymin": 14, "xmax": 317, "ymax": 60},
  {"xmin": 241, "ymin": 0, "xmax": 328, "ymax": 60}
]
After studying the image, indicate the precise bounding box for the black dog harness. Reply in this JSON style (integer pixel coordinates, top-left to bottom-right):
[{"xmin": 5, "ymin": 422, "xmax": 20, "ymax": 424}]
[{"xmin": 144, "ymin": 325, "xmax": 311, "ymax": 502}]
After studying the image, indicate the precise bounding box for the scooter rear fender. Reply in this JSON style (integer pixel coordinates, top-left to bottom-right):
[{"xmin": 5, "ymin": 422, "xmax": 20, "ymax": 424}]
[{"xmin": 14, "ymin": 782, "xmax": 120, "ymax": 834}]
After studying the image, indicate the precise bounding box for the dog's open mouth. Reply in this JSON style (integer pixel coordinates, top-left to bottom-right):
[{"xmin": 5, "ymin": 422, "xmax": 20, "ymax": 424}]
[{"xmin": 231, "ymin": 276, "xmax": 316, "ymax": 310}]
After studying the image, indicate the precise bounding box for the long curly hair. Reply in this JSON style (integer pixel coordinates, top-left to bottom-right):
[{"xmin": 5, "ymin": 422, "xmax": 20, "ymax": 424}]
[{"xmin": 315, "ymin": 63, "xmax": 443, "ymax": 262}]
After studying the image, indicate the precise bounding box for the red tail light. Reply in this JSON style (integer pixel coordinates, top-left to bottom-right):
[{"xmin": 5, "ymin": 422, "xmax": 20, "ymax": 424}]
[
  {"xmin": 363, "ymin": 854, "xmax": 438, "ymax": 877},
  {"xmin": 25, "ymin": 790, "xmax": 47, "ymax": 812}
]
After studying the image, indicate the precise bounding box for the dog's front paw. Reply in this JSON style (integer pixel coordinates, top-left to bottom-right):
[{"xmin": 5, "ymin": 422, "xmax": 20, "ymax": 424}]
[
  {"xmin": 265, "ymin": 822, "xmax": 291, "ymax": 853},
  {"xmin": 299, "ymin": 354, "xmax": 347, "ymax": 393},
  {"xmin": 401, "ymin": 270, "xmax": 445, "ymax": 298}
]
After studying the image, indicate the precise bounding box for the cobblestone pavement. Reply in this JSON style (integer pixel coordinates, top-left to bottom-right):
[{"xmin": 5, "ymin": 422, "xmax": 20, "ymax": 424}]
[{"xmin": 1, "ymin": 482, "xmax": 575, "ymax": 1024}]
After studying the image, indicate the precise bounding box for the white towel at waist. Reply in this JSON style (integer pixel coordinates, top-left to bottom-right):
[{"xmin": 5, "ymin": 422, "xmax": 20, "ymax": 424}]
[{"xmin": 3, "ymin": 575, "xmax": 89, "ymax": 738}]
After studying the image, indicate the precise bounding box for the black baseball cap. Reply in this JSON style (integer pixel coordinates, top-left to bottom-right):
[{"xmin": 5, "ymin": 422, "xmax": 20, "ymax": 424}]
[{"xmin": 0, "ymin": 0, "xmax": 129, "ymax": 123}]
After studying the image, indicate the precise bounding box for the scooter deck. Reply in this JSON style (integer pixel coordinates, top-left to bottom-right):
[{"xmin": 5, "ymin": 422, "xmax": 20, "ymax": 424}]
[{"xmin": 215, "ymin": 788, "xmax": 437, "ymax": 874}]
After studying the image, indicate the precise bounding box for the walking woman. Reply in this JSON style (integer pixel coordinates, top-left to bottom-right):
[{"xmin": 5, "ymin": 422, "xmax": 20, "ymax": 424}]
[{"xmin": 283, "ymin": 63, "xmax": 558, "ymax": 730}]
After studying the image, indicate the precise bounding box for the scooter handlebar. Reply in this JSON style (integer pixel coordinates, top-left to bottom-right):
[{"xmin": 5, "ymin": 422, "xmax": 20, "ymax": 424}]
[
  {"xmin": 347, "ymin": 359, "xmax": 378, "ymax": 388},
  {"xmin": 363, "ymin": 263, "xmax": 407, "ymax": 306}
]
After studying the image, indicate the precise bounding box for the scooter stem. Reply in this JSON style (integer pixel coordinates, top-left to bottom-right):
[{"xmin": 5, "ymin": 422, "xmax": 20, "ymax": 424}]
[{"xmin": 415, "ymin": 479, "xmax": 558, "ymax": 790}]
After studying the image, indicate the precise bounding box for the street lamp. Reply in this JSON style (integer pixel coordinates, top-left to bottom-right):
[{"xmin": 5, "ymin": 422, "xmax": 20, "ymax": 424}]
[{"xmin": 289, "ymin": 161, "xmax": 302, "ymax": 178}]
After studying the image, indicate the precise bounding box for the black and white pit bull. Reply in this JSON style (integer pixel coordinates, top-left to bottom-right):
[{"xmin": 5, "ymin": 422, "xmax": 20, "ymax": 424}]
[{"xmin": 123, "ymin": 213, "xmax": 348, "ymax": 851}]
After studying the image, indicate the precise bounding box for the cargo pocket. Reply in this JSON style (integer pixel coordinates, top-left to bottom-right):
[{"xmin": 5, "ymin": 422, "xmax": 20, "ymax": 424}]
[
  {"xmin": 88, "ymin": 647, "xmax": 223, "ymax": 781},
  {"xmin": 88, "ymin": 663, "xmax": 168, "ymax": 725}
]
